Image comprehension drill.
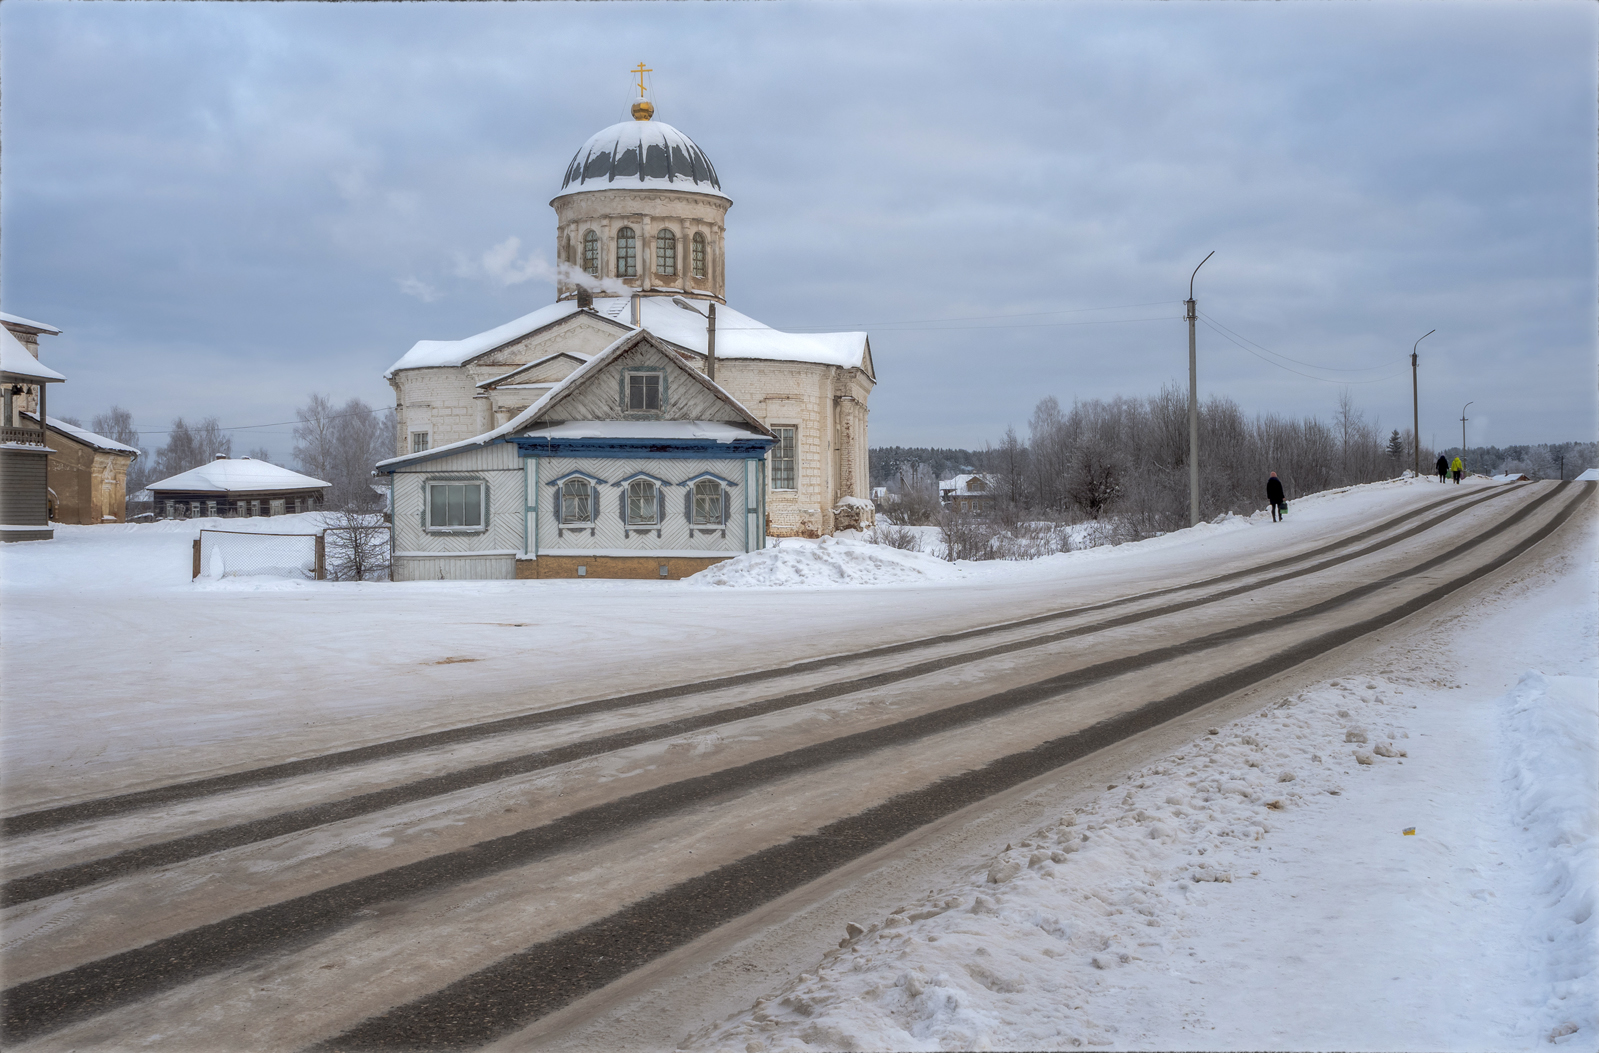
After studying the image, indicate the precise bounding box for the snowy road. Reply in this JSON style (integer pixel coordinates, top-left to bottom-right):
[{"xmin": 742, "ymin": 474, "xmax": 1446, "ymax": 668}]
[{"xmin": 0, "ymin": 479, "xmax": 1591, "ymax": 1051}]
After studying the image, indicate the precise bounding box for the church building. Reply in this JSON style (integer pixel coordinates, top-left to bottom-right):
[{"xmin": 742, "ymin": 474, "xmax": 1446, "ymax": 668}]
[{"xmin": 378, "ymin": 80, "xmax": 875, "ymax": 581}]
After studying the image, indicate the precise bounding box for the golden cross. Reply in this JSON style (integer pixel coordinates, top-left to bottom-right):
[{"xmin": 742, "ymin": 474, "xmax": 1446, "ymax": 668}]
[{"xmin": 632, "ymin": 62, "xmax": 652, "ymax": 95}]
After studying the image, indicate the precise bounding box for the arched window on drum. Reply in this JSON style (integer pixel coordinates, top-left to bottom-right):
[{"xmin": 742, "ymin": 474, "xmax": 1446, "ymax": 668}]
[
  {"xmin": 582, "ymin": 230, "xmax": 599, "ymax": 276},
  {"xmin": 616, "ymin": 227, "xmax": 637, "ymax": 277},
  {"xmin": 656, "ymin": 229, "xmax": 677, "ymax": 276},
  {"xmin": 691, "ymin": 233, "xmax": 707, "ymax": 278}
]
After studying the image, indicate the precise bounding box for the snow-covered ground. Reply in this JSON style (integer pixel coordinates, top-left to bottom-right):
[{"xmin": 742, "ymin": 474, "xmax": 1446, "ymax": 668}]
[
  {"xmin": 1, "ymin": 477, "xmax": 1591, "ymax": 1052},
  {"xmin": 688, "ymin": 505, "xmax": 1598, "ymax": 1052}
]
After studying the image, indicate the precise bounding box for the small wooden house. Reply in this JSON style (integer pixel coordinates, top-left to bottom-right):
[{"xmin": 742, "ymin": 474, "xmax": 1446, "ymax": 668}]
[
  {"xmin": 20, "ymin": 413, "xmax": 139, "ymax": 524},
  {"xmin": 939, "ymin": 473, "xmax": 995, "ymax": 514},
  {"xmin": 376, "ymin": 328, "xmax": 775, "ymax": 581},
  {"xmin": 147, "ymin": 456, "xmax": 329, "ymax": 519}
]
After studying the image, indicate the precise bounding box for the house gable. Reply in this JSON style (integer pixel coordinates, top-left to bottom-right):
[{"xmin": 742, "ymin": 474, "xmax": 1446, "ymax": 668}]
[{"xmin": 531, "ymin": 332, "xmax": 766, "ymax": 431}]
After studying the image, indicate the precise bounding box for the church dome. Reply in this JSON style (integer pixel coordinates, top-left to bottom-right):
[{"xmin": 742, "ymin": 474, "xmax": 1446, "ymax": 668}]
[{"xmin": 559, "ymin": 118, "xmax": 725, "ymax": 198}]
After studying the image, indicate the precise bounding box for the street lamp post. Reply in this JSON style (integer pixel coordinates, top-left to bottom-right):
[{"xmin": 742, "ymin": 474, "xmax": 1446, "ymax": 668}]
[
  {"xmin": 1186, "ymin": 251, "xmax": 1214, "ymax": 527},
  {"xmin": 1410, "ymin": 329, "xmax": 1434, "ymax": 478},
  {"xmin": 1459, "ymin": 401, "xmax": 1473, "ymax": 470}
]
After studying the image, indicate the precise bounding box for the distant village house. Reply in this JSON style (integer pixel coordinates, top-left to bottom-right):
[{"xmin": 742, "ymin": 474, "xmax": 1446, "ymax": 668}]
[{"xmin": 146, "ymin": 455, "xmax": 329, "ymax": 519}]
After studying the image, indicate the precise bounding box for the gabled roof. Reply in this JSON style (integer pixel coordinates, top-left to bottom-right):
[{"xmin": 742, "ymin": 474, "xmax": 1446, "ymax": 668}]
[
  {"xmin": 0, "ymin": 311, "xmax": 62, "ymax": 336},
  {"xmin": 384, "ymin": 301, "xmax": 588, "ymax": 377},
  {"xmin": 376, "ymin": 328, "xmax": 772, "ymax": 470},
  {"xmin": 147, "ymin": 457, "xmax": 330, "ymax": 495},
  {"xmin": 384, "ymin": 296, "xmax": 873, "ymax": 378},
  {"xmin": 1, "ymin": 326, "xmax": 65, "ymax": 383},
  {"xmin": 22, "ymin": 413, "xmax": 139, "ymax": 455},
  {"xmin": 477, "ymin": 351, "xmax": 593, "ymax": 390}
]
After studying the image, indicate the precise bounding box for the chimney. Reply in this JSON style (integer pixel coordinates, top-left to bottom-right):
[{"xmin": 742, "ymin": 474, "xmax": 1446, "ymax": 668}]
[{"xmin": 576, "ymin": 285, "xmax": 593, "ymax": 310}]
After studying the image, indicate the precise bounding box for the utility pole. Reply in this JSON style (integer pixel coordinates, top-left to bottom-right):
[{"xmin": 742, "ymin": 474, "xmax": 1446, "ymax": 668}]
[
  {"xmin": 1410, "ymin": 329, "xmax": 1434, "ymax": 478},
  {"xmin": 1459, "ymin": 401, "xmax": 1473, "ymax": 468},
  {"xmin": 1186, "ymin": 251, "xmax": 1214, "ymax": 527}
]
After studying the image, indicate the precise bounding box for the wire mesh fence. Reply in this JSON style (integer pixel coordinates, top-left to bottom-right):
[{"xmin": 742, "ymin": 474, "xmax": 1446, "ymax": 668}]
[{"xmin": 196, "ymin": 529, "xmax": 320, "ymax": 580}]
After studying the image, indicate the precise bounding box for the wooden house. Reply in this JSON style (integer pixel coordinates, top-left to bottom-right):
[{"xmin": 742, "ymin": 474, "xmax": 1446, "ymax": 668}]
[
  {"xmin": 376, "ymin": 328, "xmax": 774, "ymax": 581},
  {"xmin": 147, "ymin": 456, "xmax": 330, "ymax": 519}
]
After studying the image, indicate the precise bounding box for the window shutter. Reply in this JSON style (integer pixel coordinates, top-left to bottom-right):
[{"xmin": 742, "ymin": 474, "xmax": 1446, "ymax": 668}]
[
  {"xmin": 720, "ymin": 484, "xmax": 729, "ymax": 525},
  {"xmin": 684, "ymin": 488, "xmax": 693, "ymax": 523},
  {"xmin": 618, "ymin": 490, "xmax": 627, "ymax": 523},
  {"xmin": 589, "ymin": 483, "xmax": 600, "ymax": 524},
  {"xmin": 657, "ymin": 489, "xmax": 665, "ymax": 525}
]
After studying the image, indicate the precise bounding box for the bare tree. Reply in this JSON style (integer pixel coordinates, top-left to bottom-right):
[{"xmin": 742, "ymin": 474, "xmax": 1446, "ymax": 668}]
[
  {"xmin": 156, "ymin": 417, "xmax": 231, "ymax": 478},
  {"xmin": 294, "ymin": 394, "xmax": 392, "ymax": 510},
  {"xmin": 322, "ymin": 509, "xmax": 391, "ymax": 581}
]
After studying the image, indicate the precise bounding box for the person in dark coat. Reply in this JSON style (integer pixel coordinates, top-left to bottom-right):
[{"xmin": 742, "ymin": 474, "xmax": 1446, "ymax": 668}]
[
  {"xmin": 1267, "ymin": 471, "xmax": 1286, "ymax": 522},
  {"xmin": 1436, "ymin": 454, "xmax": 1448, "ymax": 483}
]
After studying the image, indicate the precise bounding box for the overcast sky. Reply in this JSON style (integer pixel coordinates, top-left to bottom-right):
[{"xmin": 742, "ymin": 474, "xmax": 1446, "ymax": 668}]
[{"xmin": 3, "ymin": 1, "xmax": 1594, "ymax": 462}]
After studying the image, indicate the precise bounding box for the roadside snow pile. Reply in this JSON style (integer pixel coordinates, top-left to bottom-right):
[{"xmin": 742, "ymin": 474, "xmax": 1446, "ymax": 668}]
[
  {"xmin": 686, "ymin": 536, "xmax": 961, "ymax": 588},
  {"xmin": 692, "ymin": 679, "xmax": 1415, "ymax": 1051},
  {"xmin": 1501, "ymin": 672, "xmax": 1598, "ymax": 1044}
]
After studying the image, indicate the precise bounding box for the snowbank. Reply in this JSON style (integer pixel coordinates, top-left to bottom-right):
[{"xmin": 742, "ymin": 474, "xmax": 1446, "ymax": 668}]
[
  {"xmin": 1501, "ymin": 672, "xmax": 1598, "ymax": 1045},
  {"xmin": 686, "ymin": 536, "xmax": 961, "ymax": 588}
]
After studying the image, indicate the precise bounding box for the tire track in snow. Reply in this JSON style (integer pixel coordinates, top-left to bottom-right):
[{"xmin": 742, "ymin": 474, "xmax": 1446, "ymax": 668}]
[
  {"xmin": 1, "ymin": 487, "xmax": 1497, "ymax": 839},
  {"xmin": 1, "ymin": 484, "xmax": 1580, "ymax": 1046},
  {"xmin": 313, "ymin": 482, "xmax": 1593, "ymax": 1051},
  {"xmin": 2, "ymin": 485, "xmax": 1523, "ymax": 906}
]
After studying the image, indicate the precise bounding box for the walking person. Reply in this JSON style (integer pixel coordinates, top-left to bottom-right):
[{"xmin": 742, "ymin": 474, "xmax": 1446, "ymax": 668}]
[
  {"xmin": 1451, "ymin": 455, "xmax": 1464, "ymax": 484},
  {"xmin": 1436, "ymin": 454, "xmax": 1449, "ymax": 483},
  {"xmin": 1267, "ymin": 471, "xmax": 1286, "ymax": 522}
]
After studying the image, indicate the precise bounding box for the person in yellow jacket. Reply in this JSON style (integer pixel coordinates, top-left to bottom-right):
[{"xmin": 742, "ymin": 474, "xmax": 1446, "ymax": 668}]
[{"xmin": 1451, "ymin": 456, "xmax": 1464, "ymax": 484}]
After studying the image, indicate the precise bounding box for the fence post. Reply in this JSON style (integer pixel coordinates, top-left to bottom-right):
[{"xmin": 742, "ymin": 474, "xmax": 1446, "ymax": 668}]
[
  {"xmin": 315, "ymin": 532, "xmax": 326, "ymax": 581},
  {"xmin": 192, "ymin": 537, "xmax": 202, "ymax": 580}
]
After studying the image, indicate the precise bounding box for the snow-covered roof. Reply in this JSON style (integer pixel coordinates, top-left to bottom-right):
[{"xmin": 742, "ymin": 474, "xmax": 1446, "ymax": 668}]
[
  {"xmin": 0, "ymin": 311, "xmax": 62, "ymax": 335},
  {"xmin": 22, "ymin": 413, "xmax": 139, "ymax": 455},
  {"xmin": 377, "ymin": 329, "xmax": 771, "ymax": 471},
  {"xmin": 1575, "ymin": 468, "xmax": 1599, "ymax": 482},
  {"xmin": 630, "ymin": 297, "xmax": 870, "ymax": 371},
  {"xmin": 384, "ymin": 301, "xmax": 583, "ymax": 377},
  {"xmin": 558, "ymin": 118, "xmax": 725, "ymax": 200},
  {"xmin": 147, "ymin": 457, "xmax": 330, "ymax": 495},
  {"xmin": 386, "ymin": 296, "xmax": 870, "ymax": 376},
  {"xmin": 939, "ymin": 474, "xmax": 992, "ymax": 497},
  {"xmin": 0, "ymin": 325, "xmax": 66, "ymax": 382},
  {"xmin": 522, "ymin": 420, "xmax": 757, "ymax": 444}
]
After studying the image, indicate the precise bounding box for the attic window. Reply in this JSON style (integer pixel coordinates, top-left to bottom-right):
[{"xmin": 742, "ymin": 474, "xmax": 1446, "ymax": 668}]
[
  {"xmin": 583, "ymin": 230, "xmax": 599, "ymax": 276},
  {"xmin": 692, "ymin": 233, "xmax": 706, "ymax": 278},
  {"xmin": 656, "ymin": 229, "xmax": 676, "ymax": 276},
  {"xmin": 616, "ymin": 227, "xmax": 637, "ymax": 278},
  {"xmin": 626, "ymin": 372, "xmax": 661, "ymax": 412}
]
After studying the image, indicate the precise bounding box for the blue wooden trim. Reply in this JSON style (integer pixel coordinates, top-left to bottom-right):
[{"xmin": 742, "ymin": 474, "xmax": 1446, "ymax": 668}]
[
  {"xmin": 513, "ymin": 437, "xmax": 773, "ymax": 460},
  {"xmin": 682, "ymin": 470, "xmax": 741, "ymax": 488},
  {"xmin": 611, "ymin": 470, "xmax": 679, "ymax": 488}
]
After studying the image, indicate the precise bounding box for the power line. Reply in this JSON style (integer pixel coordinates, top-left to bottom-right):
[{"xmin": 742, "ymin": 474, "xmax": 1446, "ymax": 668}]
[
  {"xmin": 1199, "ymin": 311, "xmax": 1396, "ymax": 374},
  {"xmin": 133, "ymin": 409, "xmax": 380, "ymax": 436},
  {"xmin": 1198, "ymin": 318, "xmax": 1408, "ymax": 385}
]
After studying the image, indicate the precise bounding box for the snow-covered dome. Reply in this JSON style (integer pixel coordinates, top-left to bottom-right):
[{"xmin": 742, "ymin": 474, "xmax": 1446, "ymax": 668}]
[{"xmin": 559, "ymin": 117, "xmax": 725, "ymax": 198}]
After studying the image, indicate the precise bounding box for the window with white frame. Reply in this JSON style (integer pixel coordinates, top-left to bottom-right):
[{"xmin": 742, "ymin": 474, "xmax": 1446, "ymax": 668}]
[
  {"xmin": 692, "ymin": 479, "xmax": 723, "ymax": 525},
  {"xmin": 427, "ymin": 480, "xmax": 485, "ymax": 530},
  {"xmin": 411, "ymin": 431, "xmax": 430, "ymax": 454},
  {"xmin": 656, "ymin": 229, "xmax": 677, "ymax": 276},
  {"xmin": 616, "ymin": 227, "xmax": 637, "ymax": 277},
  {"xmin": 626, "ymin": 479, "xmax": 659, "ymax": 526},
  {"xmin": 770, "ymin": 426, "xmax": 797, "ymax": 490},
  {"xmin": 625, "ymin": 371, "xmax": 661, "ymax": 413},
  {"xmin": 692, "ymin": 233, "xmax": 707, "ymax": 278},
  {"xmin": 583, "ymin": 230, "xmax": 600, "ymax": 276},
  {"xmin": 560, "ymin": 478, "xmax": 592, "ymax": 524}
]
